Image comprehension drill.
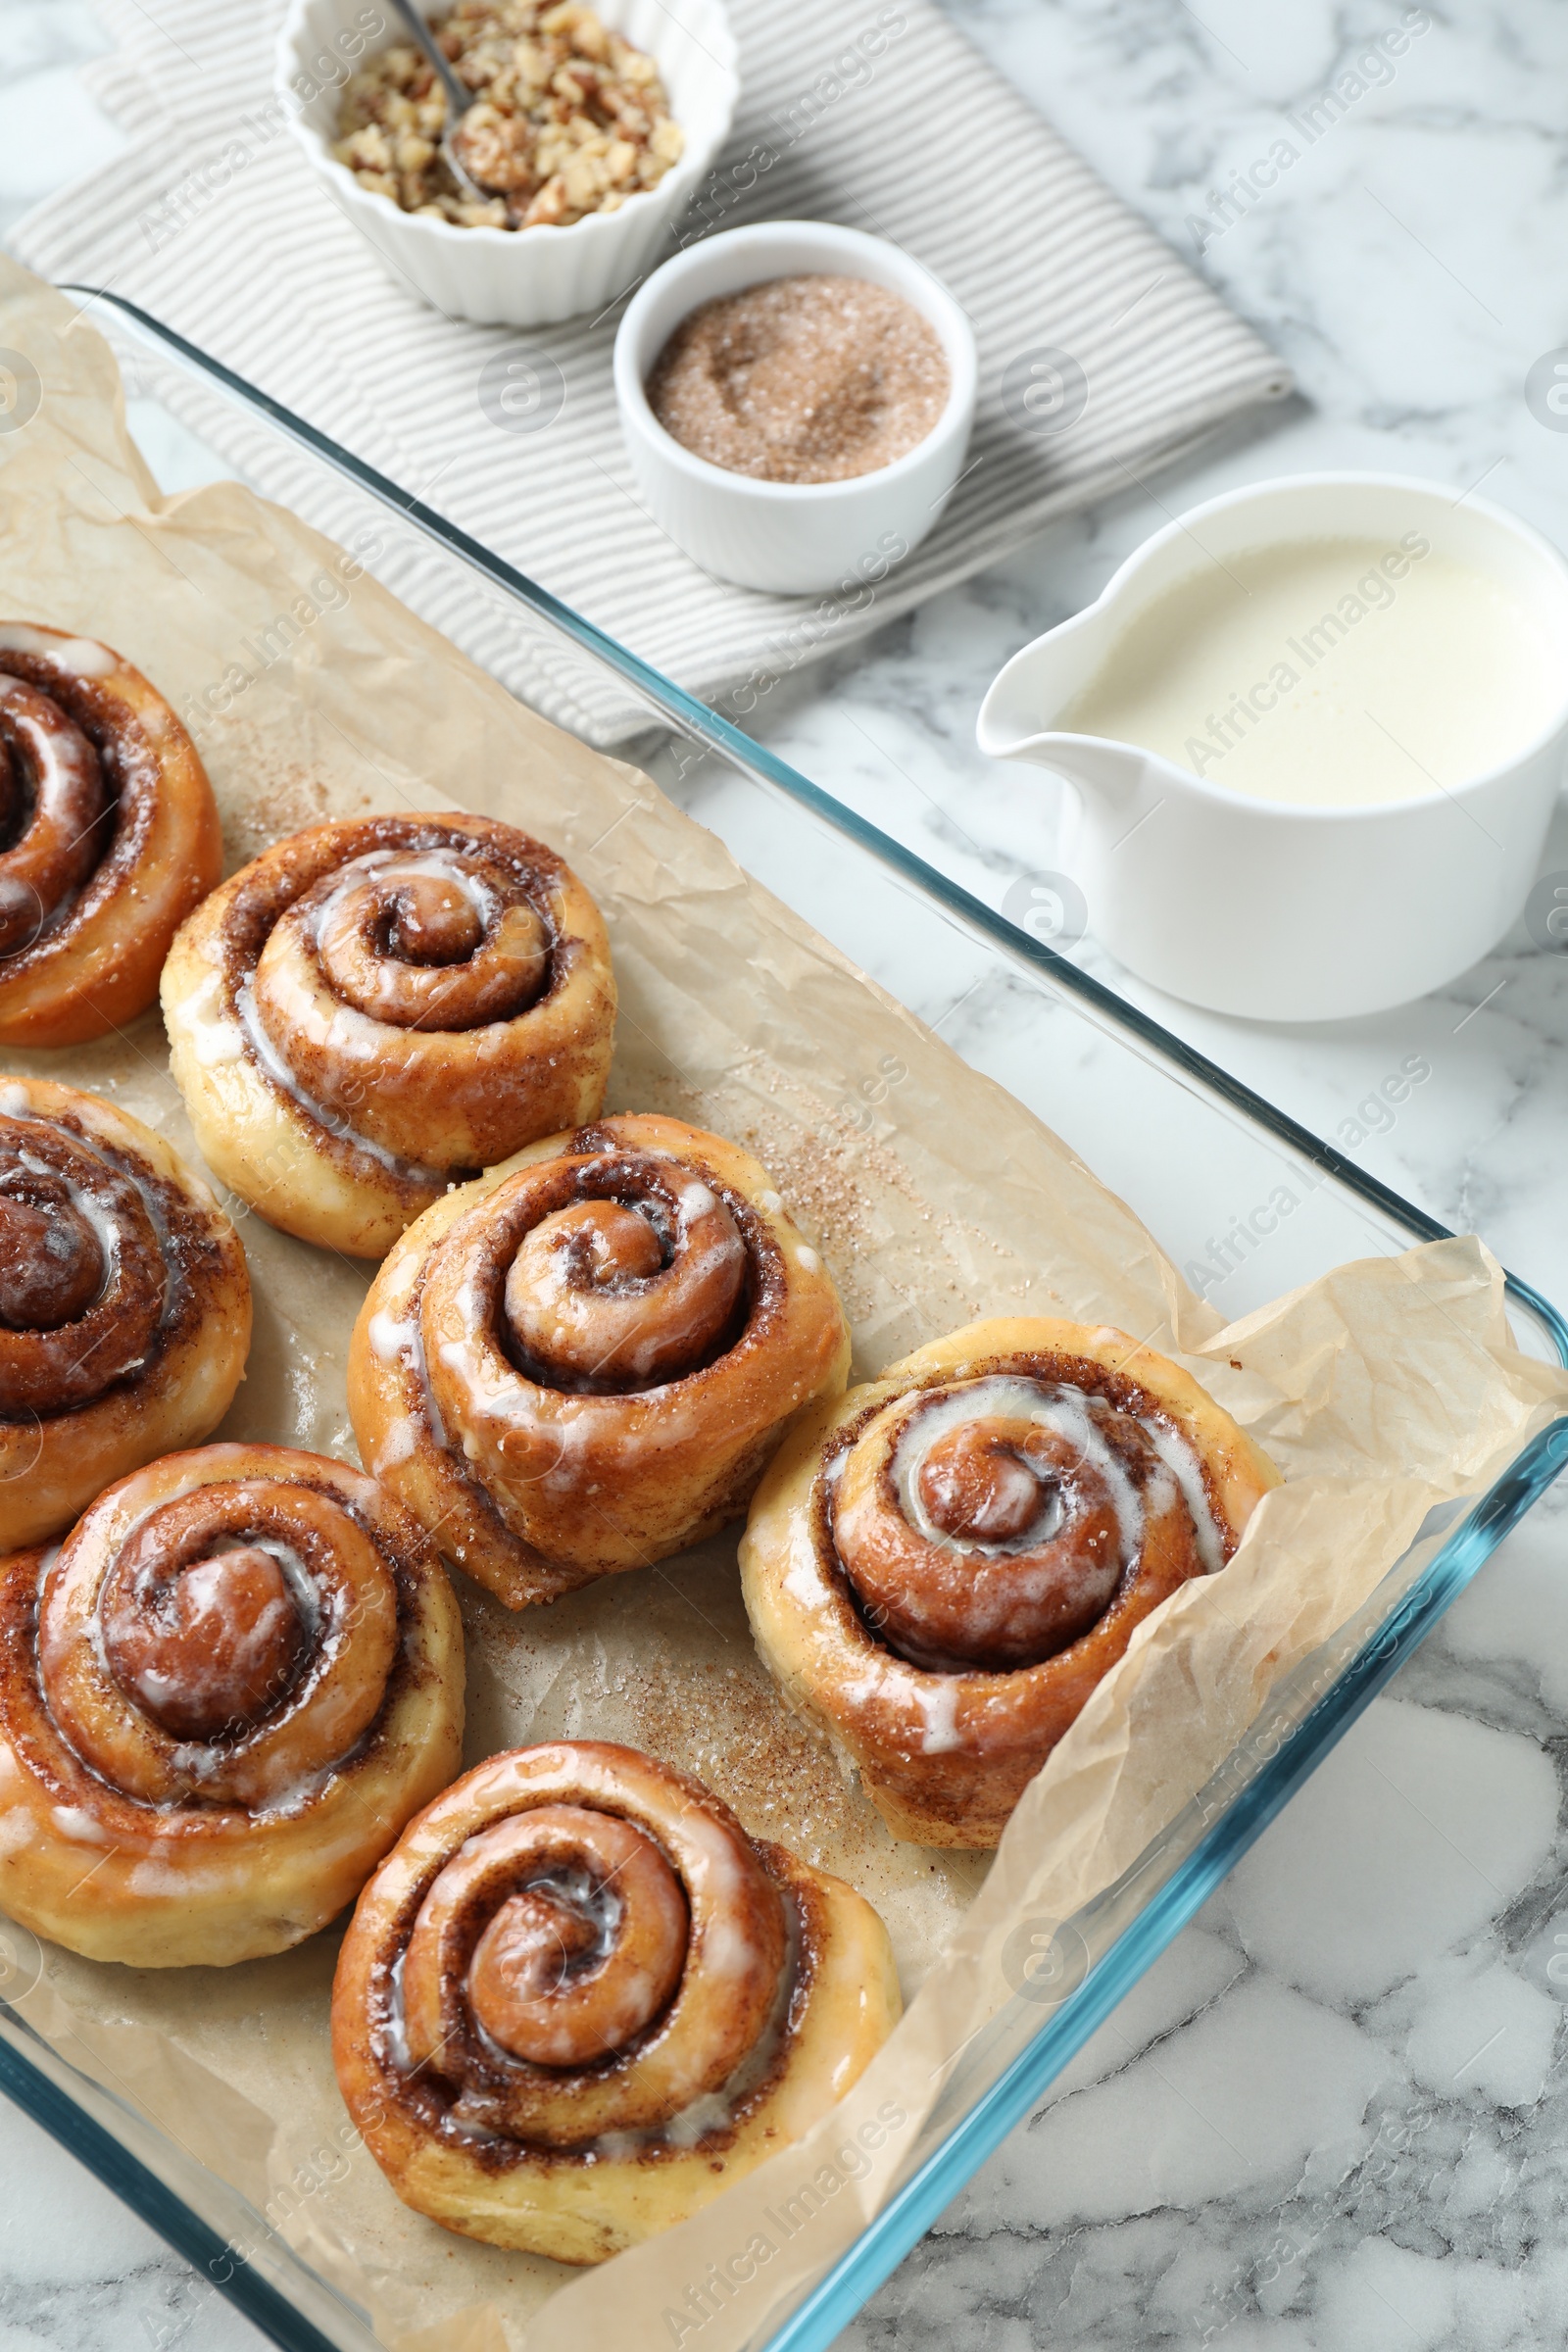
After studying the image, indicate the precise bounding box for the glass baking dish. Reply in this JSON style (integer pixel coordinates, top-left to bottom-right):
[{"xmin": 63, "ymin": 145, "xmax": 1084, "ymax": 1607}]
[{"xmin": 4, "ymin": 288, "xmax": 1566, "ymax": 2352}]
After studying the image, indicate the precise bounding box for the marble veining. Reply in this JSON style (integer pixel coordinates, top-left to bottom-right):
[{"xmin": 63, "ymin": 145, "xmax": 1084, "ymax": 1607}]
[{"xmin": 4, "ymin": 2, "xmax": 1568, "ymax": 2349}]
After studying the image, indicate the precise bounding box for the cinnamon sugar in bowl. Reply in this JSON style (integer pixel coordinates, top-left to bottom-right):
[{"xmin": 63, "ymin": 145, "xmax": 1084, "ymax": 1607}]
[
  {"xmin": 614, "ymin": 221, "xmax": 978, "ymax": 594},
  {"xmin": 647, "ymin": 274, "xmax": 952, "ymax": 486}
]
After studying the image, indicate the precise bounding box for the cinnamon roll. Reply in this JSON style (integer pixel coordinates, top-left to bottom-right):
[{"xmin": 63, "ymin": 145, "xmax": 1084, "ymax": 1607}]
[
  {"xmin": 161, "ymin": 813, "xmax": 616, "ymax": 1257},
  {"xmin": 0, "ymin": 624, "xmax": 220, "ymax": 1047},
  {"xmin": 0, "ymin": 1444, "xmax": 464, "ymax": 1967},
  {"xmin": 0, "ymin": 1079, "xmax": 250, "ymax": 1550},
  {"xmin": 332, "ymin": 1740, "xmax": 900, "ymax": 2262},
  {"xmin": 347, "ymin": 1114, "xmax": 851, "ymax": 1606},
  {"xmin": 741, "ymin": 1318, "xmax": 1282, "ymax": 1847}
]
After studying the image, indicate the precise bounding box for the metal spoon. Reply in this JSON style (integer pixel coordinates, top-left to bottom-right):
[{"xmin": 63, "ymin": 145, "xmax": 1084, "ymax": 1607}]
[{"xmin": 382, "ymin": 0, "xmax": 495, "ymax": 208}]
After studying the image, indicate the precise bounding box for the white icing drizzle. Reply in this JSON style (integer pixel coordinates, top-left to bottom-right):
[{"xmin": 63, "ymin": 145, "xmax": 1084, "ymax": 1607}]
[
  {"xmin": 312, "ymin": 847, "xmax": 498, "ymax": 942},
  {"xmin": 1, "ymin": 1111, "xmax": 174, "ymax": 1342},
  {"xmin": 0, "ymin": 1144, "xmax": 124, "ymax": 1329},
  {"xmin": 0, "ymin": 1809, "xmax": 36, "ymax": 1861},
  {"xmin": 367, "ymin": 1308, "xmax": 413, "ymax": 1365},
  {"xmin": 160, "ymin": 1533, "xmax": 319, "ymax": 1768},
  {"xmin": 139, "ymin": 1535, "xmax": 320, "ymax": 1762},
  {"xmin": 505, "ymin": 1174, "xmax": 745, "ymax": 1391},
  {"xmin": 57, "ymin": 1163, "xmax": 122, "ymax": 1308},
  {"xmin": 1141, "ymin": 1422, "xmax": 1227, "ymax": 1574},
  {"xmin": 50, "ymin": 1804, "xmax": 108, "ymax": 1844},
  {"xmin": 784, "ymin": 1509, "xmax": 827, "ymax": 1610},
  {"xmin": 381, "ymin": 1844, "xmax": 792, "ymax": 2162},
  {"xmin": 431, "ymin": 1207, "xmax": 733, "ymax": 1478},
  {"xmin": 384, "ymin": 1949, "xmax": 413, "ymax": 2072},
  {"xmin": 593, "ymin": 1884, "xmax": 801, "ymax": 2158},
  {"xmin": 306, "ymin": 848, "xmax": 508, "ymax": 1018},
  {"xmin": 441, "ymin": 2110, "xmax": 509, "ymax": 2147},
  {"xmin": 676, "ymin": 1805, "xmax": 772, "ymax": 1978},
  {"xmin": 373, "ymin": 1422, "xmax": 417, "ymax": 1473},
  {"xmin": 912, "ymin": 1678, "xmax": 964, "ymax": 1755},
  {"xmin": 234, "ymin": 972, "xmax": 443, "ymax": 1185},
  {"xmin": 464, "ymin": 1864, "xmax": 628, "ymax": 2077},
  {"xmin": 890, "ymin": 1373, "xmax": 1226, "ymax": 1576},
  {"xmin": 390, "ymin": 1798, "xmax": 793, "ymax": 2140},
  {"xmin": 126, "ymin": 1857, "xmax": 221, "ymax": 1896},
  {"xmin": 181, "ymin": 970, "xmax": 247, "ymax": 1068},
  {"xmin": 892, "ymin": 1378, "xmax": 1141, "ymax": 1563},
  {"xmin": 0, "ymin": 625, "xmax": 116, "ymax": 679},
  {"xmin": 81, "ymin": 1477, "xmax": 360, "ymax": 1814}
]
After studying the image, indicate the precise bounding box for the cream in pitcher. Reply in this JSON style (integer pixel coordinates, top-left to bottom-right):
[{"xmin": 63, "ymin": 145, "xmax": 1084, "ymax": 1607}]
[
  {"xmin": 976, "ymin": 473, "xmax": 1568, "ymax": 1020},
  {"xmin": 1058, "ymin": 533, "xmax": 1559, "ymax": 808}
]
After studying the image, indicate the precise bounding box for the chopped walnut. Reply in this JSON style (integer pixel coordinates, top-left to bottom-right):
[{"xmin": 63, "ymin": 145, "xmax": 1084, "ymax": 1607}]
[{"xmin": 333, "ymin": 0, "xmax": 684, "ymax": 231}]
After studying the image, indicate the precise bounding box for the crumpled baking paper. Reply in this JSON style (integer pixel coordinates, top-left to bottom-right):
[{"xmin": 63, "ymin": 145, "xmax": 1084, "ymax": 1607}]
[{"xmin": 0, "ymin": 258, "xmax": 1562, "ymax": 2352}]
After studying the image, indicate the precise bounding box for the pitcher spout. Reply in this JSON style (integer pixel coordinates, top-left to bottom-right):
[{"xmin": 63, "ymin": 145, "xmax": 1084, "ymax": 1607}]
[
  {"xmin": 989, "ymin": 730, "xmax": 1146, "ymax": 810},
  {"xmin": 975, "ymin": 605, "xmax": 1145, "ymax": 811}
]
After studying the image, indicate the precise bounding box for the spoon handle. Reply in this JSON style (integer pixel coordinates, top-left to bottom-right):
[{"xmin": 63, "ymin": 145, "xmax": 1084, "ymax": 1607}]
[{"xmin": 382, "ymin": 0, "xmax": 472, "ymax": 122}]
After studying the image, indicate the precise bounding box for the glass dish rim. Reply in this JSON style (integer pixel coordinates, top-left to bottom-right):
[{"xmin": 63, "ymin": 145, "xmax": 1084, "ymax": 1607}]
[{"xmin": 11, "ymin": 284, "xmax": 1567, "ymax": 2352}]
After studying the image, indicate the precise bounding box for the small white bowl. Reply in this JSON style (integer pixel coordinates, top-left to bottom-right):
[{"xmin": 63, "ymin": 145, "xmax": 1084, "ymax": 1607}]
[
  {"xmin": 277, "ymin": 0, "xmax": 739, "ymax": 328},
  {"xmin": 613, "ymin": 220, "xmax": 978, "ymax": 595}
]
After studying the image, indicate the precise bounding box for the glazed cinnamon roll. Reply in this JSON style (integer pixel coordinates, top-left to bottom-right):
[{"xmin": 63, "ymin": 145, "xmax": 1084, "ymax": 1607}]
[
  {"xmin": 161, "ymin": 813, "xmax": 616, "ymax": 1257},
  {"xmin": 0, "ymin": 1444, "xmax": 464, "ymax": 1967},
  {"xmin": 0, "ymin": 624, "xmax": 220, "ymax": 1046},
  {"xmin": 332, "ymin": 1740, "xmax": 900, "ymax": 2262},
  {"xmin": 348, "ymin": 1114, "xmax": 851, "ymax": 1606},
  {"xmin": 0, "ymin": 1079, "xmax": 250, "ymax": 1550},
  {"xmin": 742, "ymin": 1318, "xmax": 1282, "ymax": 1847}
]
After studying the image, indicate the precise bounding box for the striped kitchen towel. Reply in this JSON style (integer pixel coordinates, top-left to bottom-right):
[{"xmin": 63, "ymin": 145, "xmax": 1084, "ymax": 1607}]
[{"xmin": 11, "ymin": 0, "xmax": 1290, "ymax": 738}]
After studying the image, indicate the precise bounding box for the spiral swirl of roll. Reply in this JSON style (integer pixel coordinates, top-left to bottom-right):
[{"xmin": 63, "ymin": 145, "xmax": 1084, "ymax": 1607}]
[
  {"xmin": 0, "ymin": 1444, "xmax": 464, "ymax": 1968},
  {"xmin": 162, "ymin": 812, "xmax": 616, "ymax": 1258},
  {"xmin": 741, "ymin": 1318, "xmax": 1282, "ymax": 1847},
  {"xmin": 0, "ymin": 1079, "xmax": 251, "ymax": 1550},
  {"xmin": 833, "ymin": 1376, "xmax": 1214, "ymax": 1673},
  {"xmin": 348, "ymin": 1114, "xmax": 851, "ymax": 1608},
  {"xmin": 392, "ymin": 1745, "xmax": 783, "ymax": 2146},
  {"xmin": 331, "ymin": 1741, "xmax": 901, "ymax": 2262},
  {"xmin": 0, "ymin": 624, "xmax": 220, "ymax": 1046}
]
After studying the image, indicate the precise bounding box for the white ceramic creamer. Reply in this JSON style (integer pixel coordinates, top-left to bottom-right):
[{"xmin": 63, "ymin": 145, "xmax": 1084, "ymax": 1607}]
[{"xmin": 976, "ymin": 473, "xmax": 1568, "ymax": 1020}]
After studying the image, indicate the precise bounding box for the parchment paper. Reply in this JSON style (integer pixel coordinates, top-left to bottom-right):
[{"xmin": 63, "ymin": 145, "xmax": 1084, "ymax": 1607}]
[{"xmin": 0, "ymin": 257, "xmax": 1563, "ymax": 2352}]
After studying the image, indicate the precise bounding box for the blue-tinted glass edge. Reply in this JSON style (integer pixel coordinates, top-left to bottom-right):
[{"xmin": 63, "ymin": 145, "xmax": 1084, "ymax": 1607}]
[
  {"xmin": 756, "ymin": 1415, "xmax": 1568, "ymax": 2349},
  {"xmin": 17, "ymin": 286, "xmax": 1564, "ymax": 2352},
  {"xmin": 0, "ymin": 2026, "xmax": 345, "ymax": 2352}
]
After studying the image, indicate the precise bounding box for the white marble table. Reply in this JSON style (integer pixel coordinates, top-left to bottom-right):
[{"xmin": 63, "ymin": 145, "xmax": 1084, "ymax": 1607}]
[{"xmin": 5, "ymin": 3, "xmax": 1568, "ymax": 2349}]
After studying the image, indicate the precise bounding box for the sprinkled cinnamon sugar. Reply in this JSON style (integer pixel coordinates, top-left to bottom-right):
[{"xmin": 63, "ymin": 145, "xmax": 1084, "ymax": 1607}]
[
  {"xmin": 647, "ymin": 274, "xmax": 951, "ymax": 485},
  {"xmin": 207, "ymin": 731, "xmax": 375, "ymax": 868}
]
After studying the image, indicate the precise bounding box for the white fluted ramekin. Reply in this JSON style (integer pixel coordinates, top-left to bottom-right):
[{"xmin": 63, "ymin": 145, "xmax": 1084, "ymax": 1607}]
[
  {"xmin": 613, "ymin": 220, "xmax": 978, "ymax": 595},
  {"xmin": 277, "ymin": 0, "xmax": 739, "ymax": 328}
]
